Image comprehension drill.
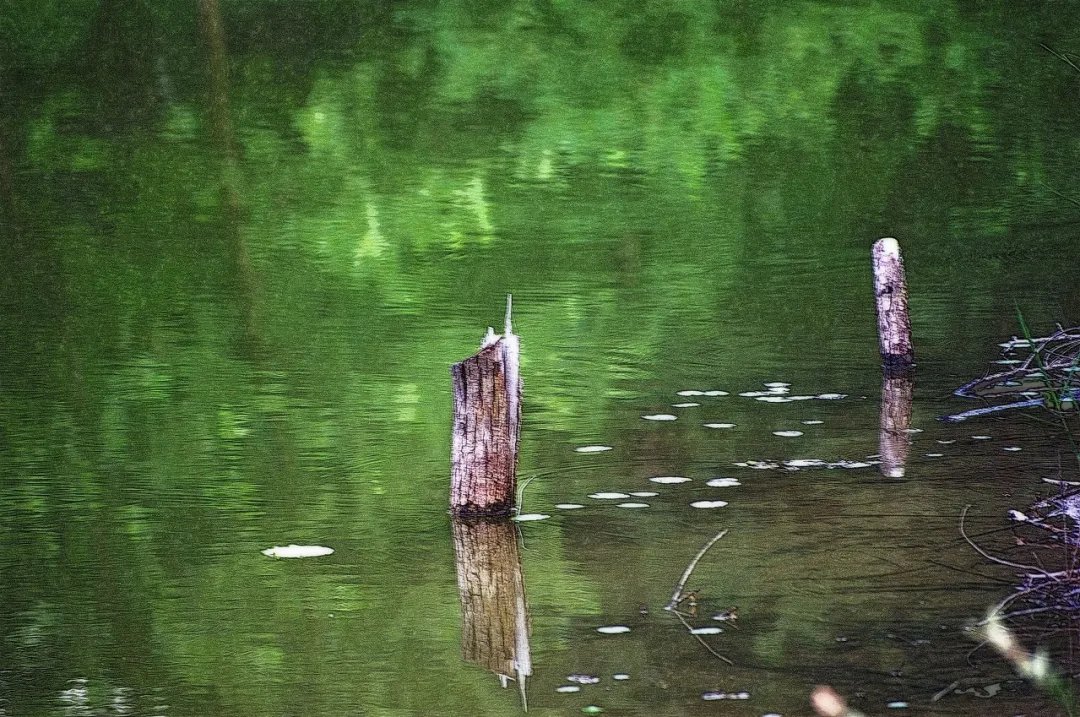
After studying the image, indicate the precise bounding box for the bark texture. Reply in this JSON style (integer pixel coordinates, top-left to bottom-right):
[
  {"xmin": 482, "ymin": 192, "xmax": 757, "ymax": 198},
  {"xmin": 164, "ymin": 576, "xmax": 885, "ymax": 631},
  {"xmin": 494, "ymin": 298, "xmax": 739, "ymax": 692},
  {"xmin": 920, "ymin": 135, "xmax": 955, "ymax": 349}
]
[
  {"xmin": 452, "ymin": 518, "xmax": 531, "ymax": 683},
  {"xmin": 879, "ymin": 373, "xmax": 913, "ymax": 478},
  {"xmin": 450, "ymin": 334, "xmax": 521, "ymax": 516},
  {"xmin": 872, "ymin": 237, "xmax": 914, "ymax": 369}
]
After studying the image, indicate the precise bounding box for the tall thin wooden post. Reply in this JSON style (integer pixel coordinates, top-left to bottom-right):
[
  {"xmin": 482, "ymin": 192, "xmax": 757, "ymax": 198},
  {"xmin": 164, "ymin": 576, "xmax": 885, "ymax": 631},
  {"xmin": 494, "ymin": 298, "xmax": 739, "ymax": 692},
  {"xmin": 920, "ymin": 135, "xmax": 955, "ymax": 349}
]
[
  {"xmin": 872, "ymin": 238, "xmax": 914, "ymax": 371},
  {"xmin": 450, "ymin": 296, "xmax": 521, "ymax": 517}
]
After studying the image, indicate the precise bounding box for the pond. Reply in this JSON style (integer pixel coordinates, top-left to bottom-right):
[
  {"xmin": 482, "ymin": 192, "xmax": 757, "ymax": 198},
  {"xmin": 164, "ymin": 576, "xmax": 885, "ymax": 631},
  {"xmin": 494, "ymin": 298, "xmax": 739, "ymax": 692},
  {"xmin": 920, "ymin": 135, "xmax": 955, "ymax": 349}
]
[{"xmin": 2, "ymin": 2, "xmax": 1080, "ymax": 715}]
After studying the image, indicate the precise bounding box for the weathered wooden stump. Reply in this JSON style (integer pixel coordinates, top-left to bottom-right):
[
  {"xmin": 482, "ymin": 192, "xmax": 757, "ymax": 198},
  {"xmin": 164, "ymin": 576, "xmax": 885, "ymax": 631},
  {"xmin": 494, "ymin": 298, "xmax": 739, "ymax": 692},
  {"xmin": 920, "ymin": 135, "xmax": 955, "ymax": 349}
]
[
  {"xmin": 452, "ymin": 518, "xmax": 531, "ymax": 704},
  {"xmin": 872, "ymin": 238, "xmax": 914, "ymax": 371},
  {"xmin": 879, "ymin": 373, "xmax": 913, "ymax": 478},
  {"xmin": 450, "ymin": 297, "xmax": 521, "ymax": 517}
]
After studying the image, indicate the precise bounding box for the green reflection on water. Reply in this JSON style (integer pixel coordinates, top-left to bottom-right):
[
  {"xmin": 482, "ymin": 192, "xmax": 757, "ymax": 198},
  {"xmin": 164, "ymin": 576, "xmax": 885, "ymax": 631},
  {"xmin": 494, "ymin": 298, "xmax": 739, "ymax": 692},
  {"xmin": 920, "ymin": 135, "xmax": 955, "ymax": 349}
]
[{"xmin": 1, "ymin": 1, "xmax": 1078, "ymax": 715}]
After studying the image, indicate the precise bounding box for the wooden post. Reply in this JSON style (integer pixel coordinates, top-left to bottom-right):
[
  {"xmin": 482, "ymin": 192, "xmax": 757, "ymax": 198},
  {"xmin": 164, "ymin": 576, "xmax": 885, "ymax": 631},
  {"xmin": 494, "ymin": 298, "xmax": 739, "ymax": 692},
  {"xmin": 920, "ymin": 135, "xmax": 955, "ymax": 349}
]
[
  {"xmin": 450, "ymin": 296, "xmax": 521, "ymax": 517},
  {"xmin": 452, "ymin": 518, "xmax": 531, "ymax": 707},
  {"xmin": 872, "ymin": 238, "xmax": 914, "ymax": 371},
  {"xmin": 879, "ymin": 373, "xmax": 913, "ymax": 478}
]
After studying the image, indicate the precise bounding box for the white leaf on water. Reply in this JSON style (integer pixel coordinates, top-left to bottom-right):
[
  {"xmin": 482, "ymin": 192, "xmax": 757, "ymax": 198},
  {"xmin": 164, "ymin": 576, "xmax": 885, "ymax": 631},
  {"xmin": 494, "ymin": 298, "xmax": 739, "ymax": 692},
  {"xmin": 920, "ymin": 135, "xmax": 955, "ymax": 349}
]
[
  {"xmin": 785, "ymin": 458, "xmax": 825, "ymax": 468},
  {"xmin": 705, "ymin": 477, "xmax": 741, "ymax": 487},
  {"xmin": 690, "ymin": 500, "xmax": 729, "ymax": 509},
  {"xmin": 261, "ymin": 544, "xmax": 334, "ymax": 559},
  {"xmin": 589, "ymin": 492, "xmax": 630, "ymax": 500},
  {"xmin": 512, "ymin": 513, "xmax": 550, "ymax": 522},
  {"xmin": 649, "ymin": 476, "xmax": 691, "ymax": 484},
  {"xmin": 642, "ymin": 414, "xmax": 677, "ymax": 421},
  {"xmin": 575, "ymin": 445, "xmax": 613, "ymax": 453}
]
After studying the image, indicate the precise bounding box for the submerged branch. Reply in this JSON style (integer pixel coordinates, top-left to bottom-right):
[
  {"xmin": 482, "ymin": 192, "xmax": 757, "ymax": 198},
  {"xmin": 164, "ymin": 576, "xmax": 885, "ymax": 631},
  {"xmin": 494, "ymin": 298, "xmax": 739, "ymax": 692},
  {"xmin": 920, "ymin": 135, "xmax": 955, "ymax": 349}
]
[{"xmin": 664, "ymin": 529, "xmax": 728, "ymax": 611}]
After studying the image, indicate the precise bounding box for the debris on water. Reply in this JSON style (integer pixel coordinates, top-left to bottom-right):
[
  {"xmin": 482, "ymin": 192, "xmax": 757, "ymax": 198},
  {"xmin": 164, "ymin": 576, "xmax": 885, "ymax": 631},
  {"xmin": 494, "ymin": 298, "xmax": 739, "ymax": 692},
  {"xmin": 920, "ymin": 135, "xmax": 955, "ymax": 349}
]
[
  {"xmin": 575, "ymin": 445, "xmax": 613, "ymax": 453},
  {"xmin": 642, "ymin": 413, "xmax": 677, "ymax": 421},
  {"xmin": 556, "ymin": 503, "xmax": 585, "ymax": 509},
  {"xmin": 1008, "ymin": 510, "xmax": 1029, "ymax": 522},
  {"xmin": 702, "ymin": 690, "xmax": 750, "ymax": 700},
  {"xmin": 589, "ymin": 492, "xmax": 630, "ymax": 500},
  {"xmin": 689, "ymin": 626, "xmax": 723, "ymax": 635},
  {"xmin": 616, "ymin": 502, "xmax": 650, "ymax": 509},
  {"xmin": 784, "ymin": 459, "xmax": 825, "ymax": 468},
  {"xmin": 567, "ymin": 674, "xmax": 600, "ymax": 684},
  {"xmin": 512, "ymin": 513, "xmax": 550, "ymax": 522},
  {"xmin": 690, "ymin": 500, "xmax": 729, "ymax": 509},
  {"xmin": 773, "ymin": 430, "xmax": 804, "ymax": 437},
  {"xmin": 629, "ymin": 491, "xmax": 659, "ymax": 497},
  {"xmin": 672, "ymin": 402, "xmax": 700, "ymax": 408},
  {"xmin": 736, "ymin": 460, "xmax": 780, "ymax": 469},
  {"xmin": 816, "ymin": 393, "xmax": 847, "ymax": 400},
  {"xmin": 705, "ymin": 477, "xmax": 741, "ymax": 487},
  {"xmin": 650, "ymin": 476, "xmax": 691, "ymax": 484},
  {"xmin": 704, "ymin": 422, "xmax": 736, "ymax": 429},
  {"xmin": 677, "ymin": 390, "xmax": 705, "ymax": 396},
  {"xmin": 596, "ymin": 625, "xmax": 631, "ymax": 634},
  {"xmin": 712, "ymin": 608, "xmax": 738, "ymax": 622},
  {"xmin": 556, "ymin": 685, "xmax": 581, "ymax": 693},
  {"xmin": 261, "ymin": 545, "xmax": 334, "ymax": 558}
]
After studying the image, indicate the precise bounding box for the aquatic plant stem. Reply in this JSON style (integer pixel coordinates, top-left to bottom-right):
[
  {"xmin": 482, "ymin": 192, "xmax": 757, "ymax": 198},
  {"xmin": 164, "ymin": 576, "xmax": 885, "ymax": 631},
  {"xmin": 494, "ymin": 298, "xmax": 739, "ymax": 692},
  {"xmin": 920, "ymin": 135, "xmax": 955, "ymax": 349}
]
[{"xmin": 664, "ymin": 529, "xmax": 728, "ymax": 611}]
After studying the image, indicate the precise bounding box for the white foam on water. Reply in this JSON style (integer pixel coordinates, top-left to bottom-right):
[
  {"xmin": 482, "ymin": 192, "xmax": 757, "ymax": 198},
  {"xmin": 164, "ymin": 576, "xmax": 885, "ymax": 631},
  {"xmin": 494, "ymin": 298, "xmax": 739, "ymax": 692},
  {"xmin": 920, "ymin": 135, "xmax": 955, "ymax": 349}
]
[
  {"xmin": 649, "ymin": 476, "xmax": 691, "ymax": 484},
  {"xmin": 642, "ymin": 414, "xmax": 678, "ymax": 421},
  {"xmin": 589, "ymin": 492, "xmax": 630, "ymax": 500},
  {"xmin": 575, "ymin": 445, "xmax": 612, "ymax": 453},
  {"xmin": 690, "ymin": 500, "xmax": 729, "ymax": 509}
]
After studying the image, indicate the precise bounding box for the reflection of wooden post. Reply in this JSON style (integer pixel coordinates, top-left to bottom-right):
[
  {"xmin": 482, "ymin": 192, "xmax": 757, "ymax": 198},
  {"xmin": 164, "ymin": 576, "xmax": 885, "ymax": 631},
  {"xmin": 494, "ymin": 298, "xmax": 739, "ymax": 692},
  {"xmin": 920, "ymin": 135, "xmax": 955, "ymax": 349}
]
[
  {"xmin": 450, "ymin": 297, "xmax": 521, "ymax": 517},
  {"xmin": 880, "ymin": 374, "xmax": 913, "ymax": 478},
  {"xmin": 872, "ymin": 238, "xmax": 914, "ymax": 371},
  {"xmin": 452, "ymin": 518, "xmax": 531, "ymax": 706}
]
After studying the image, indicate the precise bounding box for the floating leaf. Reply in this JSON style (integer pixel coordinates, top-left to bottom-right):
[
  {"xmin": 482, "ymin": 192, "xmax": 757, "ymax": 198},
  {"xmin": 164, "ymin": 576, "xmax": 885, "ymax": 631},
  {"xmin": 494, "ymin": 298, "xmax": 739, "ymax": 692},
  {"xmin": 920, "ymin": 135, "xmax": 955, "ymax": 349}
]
[
  {"xmin": 690, "ymin": 500, "xmax": 728, "ymax": 509},
  {"xmin": 261, "ymin": 544, "xmax": 334, "ymax": 559},
  {"xmin": 512, "ymin": 513, "xmax": 550, "ymax": 522},
  {"xmin": 705, "ymin": 477, "xmax": 741, "ymax": 487}
]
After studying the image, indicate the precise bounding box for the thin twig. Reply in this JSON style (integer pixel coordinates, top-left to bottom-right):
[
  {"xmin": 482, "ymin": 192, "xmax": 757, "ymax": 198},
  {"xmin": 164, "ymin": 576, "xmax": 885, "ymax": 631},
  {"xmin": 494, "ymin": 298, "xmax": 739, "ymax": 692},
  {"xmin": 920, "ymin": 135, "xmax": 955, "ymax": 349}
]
[
  {"xmin": 664, "ymin": 529, "xmax": 728, "ymax": 611},
  {"xmin": 671, "ymin": 609, "xmax": 733, "ymax": 665},
  {"xmin": 960, "ymin": 506, "xmax": 1069, "ymax": 578}
]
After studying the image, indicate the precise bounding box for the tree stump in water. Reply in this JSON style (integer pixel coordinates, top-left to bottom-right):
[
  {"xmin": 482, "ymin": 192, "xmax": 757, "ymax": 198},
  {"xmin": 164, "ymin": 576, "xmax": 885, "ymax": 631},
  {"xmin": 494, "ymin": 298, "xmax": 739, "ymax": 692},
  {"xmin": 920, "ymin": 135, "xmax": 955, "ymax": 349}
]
[
  {"xmin": 872, "ymin": 237, "xmax": 914, "ymax": 371},
  {"xmin": 452, "ymin": 518, "xmax": 531, "ymax": 702},
  {"xmin": 450, "ymin": 297, "xmax": 521, "ymax": 517}
]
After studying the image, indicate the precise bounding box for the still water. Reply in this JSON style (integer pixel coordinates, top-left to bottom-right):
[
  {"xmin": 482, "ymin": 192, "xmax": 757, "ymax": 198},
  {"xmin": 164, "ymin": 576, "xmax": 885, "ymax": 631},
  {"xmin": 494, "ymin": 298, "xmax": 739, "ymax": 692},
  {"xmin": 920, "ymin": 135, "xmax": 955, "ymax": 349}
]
[{"xmin": 3, "ymin": 2, "xmax": 1080, "ymax": 715}]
